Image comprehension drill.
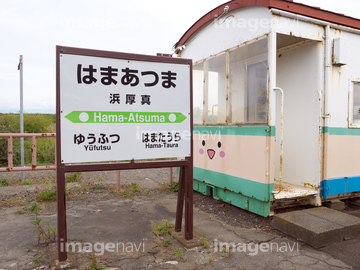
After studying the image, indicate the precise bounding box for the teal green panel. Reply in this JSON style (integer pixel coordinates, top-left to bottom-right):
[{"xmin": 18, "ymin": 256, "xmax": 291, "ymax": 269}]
[
  {"xmin": 193, "ymin": 125, "xmax": 275, "ymax": 137},
  {"xmin": 322, "ymin": 127, "xmax": 360, "ymax": 136},
  {"xmin": 193, "ymin": 167, "xmax": 274, "ymax": 202},
  {"xmin": 193, "ymin": 180, "xmax": 271, "ymax": 217}
]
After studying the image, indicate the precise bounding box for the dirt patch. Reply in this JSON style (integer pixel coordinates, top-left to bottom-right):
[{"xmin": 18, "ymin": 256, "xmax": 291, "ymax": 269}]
[{"xmin": 1, "ymin": 170, "xmax": 360, "ymax": 269}]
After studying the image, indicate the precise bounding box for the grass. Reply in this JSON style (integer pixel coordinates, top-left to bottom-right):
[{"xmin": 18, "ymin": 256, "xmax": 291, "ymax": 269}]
[
  {"xmin": 113, "ymin": 183, "xmax": 147, "ymax": 197},
  {"xmin": 17, "ymin": 208, "xmax": 27, "ymax": 214},
  {"xmin": 152, "ymin": 219, "xmax": 175, "ymax": 236},
  {"xmin": 0, "ymin": 178, "xmax": 10, "ymax": 187},
  {"xmin": 0, "ymin": 113, "xmax": 56, "ymax": 167},
  {"xmin": 36, "ymin": 186, "xmax": 56, "ymax": 201},
  {"xmin": 0, "ymin": 198, "xmax": 28, "ymax": 207},
  {"xmin": 164, "ymin": 238, "xmax": 171, "ymax": 247},
  {"xmin": 201, "ymin": 237, "xmax": 210, "ymax": 249},
  {"xmin": 22, "ymin": 179, "xmax": 33, "ymax": 185},
  {"xmin": 174, "ymin": 248, "xmax": 183, "ymax": 257},
  {"xmin": 66, "ymin": 172, "xmax": 82, "ymax": 183},
  {"xmin": 89, "ymin": 254, "xmax": 107, "ymax": 270},
  {"xmin": 159, "ymin": 181, "xmax": 179, "ymax": 192}
]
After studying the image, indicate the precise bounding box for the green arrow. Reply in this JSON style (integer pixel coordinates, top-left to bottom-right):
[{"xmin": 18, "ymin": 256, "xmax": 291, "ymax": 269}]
[{"xmin": 64, "ymin": 111, "xmax": 187, "ymax": 124}]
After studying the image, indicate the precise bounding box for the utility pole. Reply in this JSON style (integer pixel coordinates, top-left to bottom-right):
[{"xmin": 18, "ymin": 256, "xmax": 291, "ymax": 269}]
[{"xmin": 18, "ymin": 55, "xmax": 24, "ymax": 181}]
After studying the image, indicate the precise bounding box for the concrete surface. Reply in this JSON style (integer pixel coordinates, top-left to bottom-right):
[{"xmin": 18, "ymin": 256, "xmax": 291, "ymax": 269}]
[
  {"xmin": 0, "ymin": 169, "xmax": 359, "ymax": 269},
  {"xmin": 322, "ymin": 200, "xmax": 346, "ymax": 211},
  {"xmin": 273, "ymin": 207, "xmax": 360, "ymax": 248}
]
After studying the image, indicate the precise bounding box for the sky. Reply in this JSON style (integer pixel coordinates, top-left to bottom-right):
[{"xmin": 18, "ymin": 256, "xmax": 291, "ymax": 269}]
[{"xmin": 1, "ymin": 0, "xmax": 359, "ymax": 114}]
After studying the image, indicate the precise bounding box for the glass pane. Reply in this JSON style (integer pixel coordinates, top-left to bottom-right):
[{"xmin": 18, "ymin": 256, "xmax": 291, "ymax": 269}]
[
  {"xmin": 229, "ymin": 38, "xmax": 268, "ymax": 124},
  {"xmin": 193, "ymin": 63, "xmax": 204, "ymax": 124},
  {"xmin": 353, "ymin": 83, "xmax": 360, "ymax": 125},
  {"xmin": 205, "ymin": 53, "xmax": 226, "ymax": 124}
]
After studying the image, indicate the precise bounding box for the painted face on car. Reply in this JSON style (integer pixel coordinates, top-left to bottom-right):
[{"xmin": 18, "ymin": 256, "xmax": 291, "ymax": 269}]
[{"xmin": 199, "ymin": 140, "xmax": 225, "ymax": 160}]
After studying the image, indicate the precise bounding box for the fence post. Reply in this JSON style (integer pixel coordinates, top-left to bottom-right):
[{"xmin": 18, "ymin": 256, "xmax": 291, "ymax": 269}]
[{"xmin": 8, "ymin": 136, "xmax": 13, "ymax": 169}]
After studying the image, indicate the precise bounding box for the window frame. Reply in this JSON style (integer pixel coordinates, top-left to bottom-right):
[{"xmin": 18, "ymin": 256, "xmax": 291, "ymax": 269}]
[
  {"xmin": 192, "ymin": 35, "xmax": 269, "ymax": 126},
  {"xmin": 348, "ymin": 80, "xmax": 360, "ymax": 128}
]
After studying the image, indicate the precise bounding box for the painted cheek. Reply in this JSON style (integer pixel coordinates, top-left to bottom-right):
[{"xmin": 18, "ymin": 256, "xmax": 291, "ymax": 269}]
[
  {"xmin": 199, "ymin": 149, "xmax": 204, "ymax": 155},
  {"xmin": 219, "ymin": 151, "xmax": 225, "ymax": 158}
]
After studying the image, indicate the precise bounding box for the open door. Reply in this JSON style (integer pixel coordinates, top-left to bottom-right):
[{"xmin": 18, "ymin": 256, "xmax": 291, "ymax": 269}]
[{"xmin": 273, "ymin": 34, "xmax": 322, "ymax": 201}]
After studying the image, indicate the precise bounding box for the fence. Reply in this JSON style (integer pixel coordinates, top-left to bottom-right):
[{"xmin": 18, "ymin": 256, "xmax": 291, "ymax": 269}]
[{"xmin": 0, "ymin": 133, "xmax": 174, "ymax": 189}]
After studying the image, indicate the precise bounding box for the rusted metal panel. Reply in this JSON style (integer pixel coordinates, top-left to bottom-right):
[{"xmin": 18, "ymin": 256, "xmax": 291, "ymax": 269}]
[
  {"xmin": 174, "ymin": 0, "xmax": 360, "ymax": 51},
  {"xmin": 0, "ymin": 165, "xmax": 56, "ymax": 172},
  {"xmin": 0, "ymin": 133, "xmax": 55, "ymax": 137},
  {"xmin": 273, "ymin": 181, "xmax": 318, "ymax": 200},
  {"xmin": 7, "ymin": 136, "xmax": 13, "ymax": 170},
  {"xmin": 32, "ymin": 136, "xmax": 37, "ymax": 170},
  {"xmin": 1, "ymin": 133, "xmax": 56, "ymax": 172}
]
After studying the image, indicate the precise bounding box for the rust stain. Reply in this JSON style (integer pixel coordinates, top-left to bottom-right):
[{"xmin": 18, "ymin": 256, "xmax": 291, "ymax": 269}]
[
  {"xmin": 303, "ymin": 182, "xmax": 318, "ymax": 189},
  {"xmin": 32, "ymin": 165, "xmax": 37, "ymax": 170},
  {"xmin": 338, "ymin": 68, "xmax": 342, "ymax": 90}
]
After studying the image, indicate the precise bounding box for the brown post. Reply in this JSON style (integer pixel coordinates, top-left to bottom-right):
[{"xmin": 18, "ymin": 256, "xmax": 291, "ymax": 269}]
[
  {"xmin": 175, "ymin": 166, "xmax": 185, "ymax": 232},
  {"xmin": 116, "ymin": 169, "xmax": 121, "ymax": 191},
  {"xmin": 56, "ymin": 166, "xmax": 67, "ymax": 261},
  {"xmin": 184, "ymin": 157, "xmax": 193, "ymax": 240},
  {"xmin": 56, "ymin": 46, "xmax": 67, "ymax": 261}
]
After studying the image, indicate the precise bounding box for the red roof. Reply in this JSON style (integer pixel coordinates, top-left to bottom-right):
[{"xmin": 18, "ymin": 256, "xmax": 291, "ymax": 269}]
[{"xmin": 174, "ymin": 0, "xmax": 360, "ymax": 49}]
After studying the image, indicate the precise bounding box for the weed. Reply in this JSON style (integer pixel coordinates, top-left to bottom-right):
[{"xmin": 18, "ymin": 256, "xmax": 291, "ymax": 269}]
[
  {"xmin": 174, "ymin": 248, "xmax": 183, "ymax": 257},
  {"xmin": 170, "ymin": 182, "xmax": 179, "ymax": 192},
  {"xmin": 17, "ymin": 208, "xmax": 27, "ymax": 214},
  {"xmin": 164, "ymin": 238, "xmax": 171, "ymax": 247},
  {"xmin": 0, "ymin": 178, "xmax": 9, "ymax": 187},
  {"xmin": 200, "ymin": 237, "xmax": 210, "ymax": 249},
  {"xmin": 65, "ymin": 172, "xmax": 82, "ymax": 183},
  {"xmin": 132, "ymin": 182, "xmax": 140, "ymax": 191},
  {"xmin": 152, "ymin": 219, "xmax": 174, "ymax": 236},
  {"xmin": 32, "ymin": 255, "xmax": 43, "ymax": 264},
  {"xmin": 36, "ymin": 186, "xmax": 56, "ymax": 201},
  {"xmin": 22, "ymin": 179, "xmax": 33, "ymax": 185},
  {"xmin": 89, "ymin": 254, "xmax": 107, "ymax": 270},
  {"xmin": 28, "ymin": 201, "xmax": 57, "ymax": 245},
  {"xmin": 159, "ymin": 181, "xmax": 179, "ymax": 192},
  {"xmin": 114, "ymin": 183, "xmax": 146, "ymax": 197},
  {"xmin": 91, "ymin": 185, "xmax": 107, "ymax": 190}
]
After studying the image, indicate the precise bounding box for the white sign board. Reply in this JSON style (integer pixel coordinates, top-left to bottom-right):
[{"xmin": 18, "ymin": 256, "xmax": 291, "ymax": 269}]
[{"xmin": 59, "ymin": 51, "xmax": 191, "ymax": 163}]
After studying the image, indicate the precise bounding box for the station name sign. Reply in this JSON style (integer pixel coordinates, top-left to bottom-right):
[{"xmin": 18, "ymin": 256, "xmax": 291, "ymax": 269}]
[{"xmin": 59, "ymin": 47, "xmax": 191, "ymax": 163}]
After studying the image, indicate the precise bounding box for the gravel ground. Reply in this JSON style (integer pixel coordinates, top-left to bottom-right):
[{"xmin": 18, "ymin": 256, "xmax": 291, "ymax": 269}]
[
  {"xmin": 1, "ymin": 170, "xmax": 360, "ymax": 227},
  {"xmin": 1, "ymin": 170, "xmax": 360, "ymax": 269},
  {"xmin": 0, "ymin": 169, "xmax": 275, "ymax": 231}
]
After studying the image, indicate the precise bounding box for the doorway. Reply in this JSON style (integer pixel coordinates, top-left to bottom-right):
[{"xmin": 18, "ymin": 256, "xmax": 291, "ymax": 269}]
[{"xmin": 274, "ymin": 34, "xmax": 322, "ymax": 191}]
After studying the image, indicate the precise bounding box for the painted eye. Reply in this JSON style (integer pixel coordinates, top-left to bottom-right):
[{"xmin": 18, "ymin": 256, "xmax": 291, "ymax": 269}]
[
  {"xmin": 202, "ymin": 140, "xmax": 205, "ymax": 146},
  {"xmin": 217, "ymin": 141, "xmax": 221, "ymax": 148}
]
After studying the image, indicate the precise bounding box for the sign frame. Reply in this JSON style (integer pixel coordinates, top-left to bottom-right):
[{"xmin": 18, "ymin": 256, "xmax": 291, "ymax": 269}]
[{"xmin": 56, "ymin": 46, "xmax": 193, "ymax": 261}]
